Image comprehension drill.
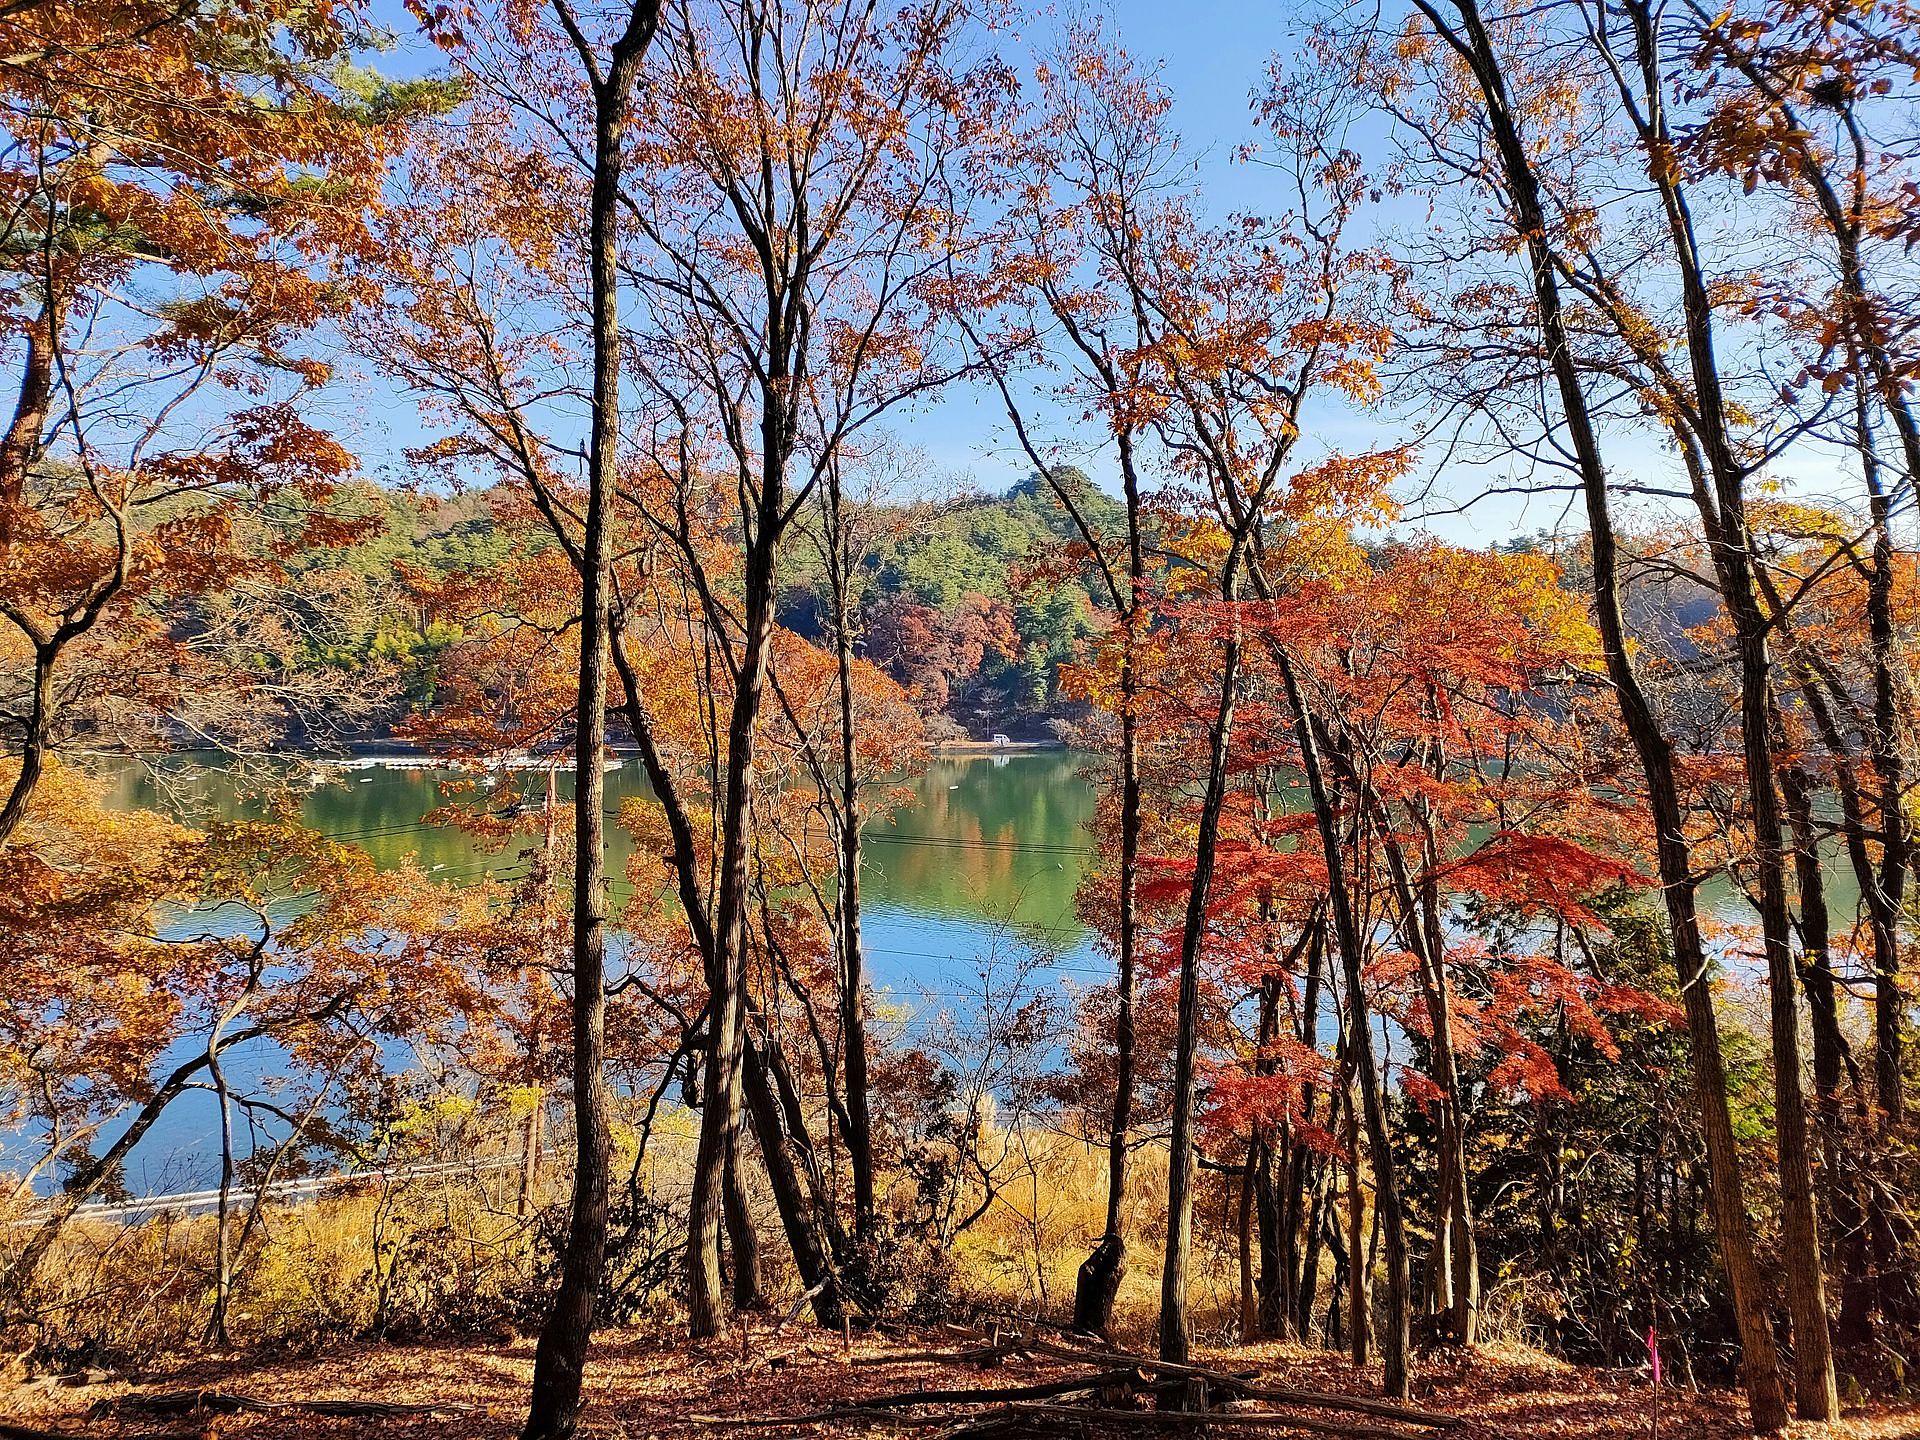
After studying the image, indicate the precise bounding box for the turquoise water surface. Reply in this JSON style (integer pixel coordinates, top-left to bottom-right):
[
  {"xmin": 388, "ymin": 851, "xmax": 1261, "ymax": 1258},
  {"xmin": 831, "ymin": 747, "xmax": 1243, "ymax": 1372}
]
[{"xmin": 60, "ymin": 750, "xmax": 1103, "ymax": 1194}]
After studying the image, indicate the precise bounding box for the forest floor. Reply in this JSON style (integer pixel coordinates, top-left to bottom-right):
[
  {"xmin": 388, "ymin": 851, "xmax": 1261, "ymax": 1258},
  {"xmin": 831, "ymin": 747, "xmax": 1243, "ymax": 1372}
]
[{"xmin": 7, "ymin": 1325, "xmax": 1920, "ymax": 1440}]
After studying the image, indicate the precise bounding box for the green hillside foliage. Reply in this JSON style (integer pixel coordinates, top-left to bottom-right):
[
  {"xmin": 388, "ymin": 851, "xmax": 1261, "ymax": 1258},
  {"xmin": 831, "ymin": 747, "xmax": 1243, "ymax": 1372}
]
[{"xmin": 237, "ymin": 474, "xmax": 1115, "ymax": 741}]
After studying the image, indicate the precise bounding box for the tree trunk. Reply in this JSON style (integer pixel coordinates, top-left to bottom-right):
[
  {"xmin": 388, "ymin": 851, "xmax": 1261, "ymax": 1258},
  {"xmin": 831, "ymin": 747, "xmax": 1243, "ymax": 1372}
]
[
  {"xmin": 0, "ymin": 289, "xmax": 62, "ymax": 539},
  {"xmin": 689, "ymin": 361, "xmax": 793, "ymax": 1343},
  {"xmin": 1760, "ymin": 87, "xmax": 1915, "ymax": 1128},
  {"xmin": 1404, "ymin": 2, "xmax": 1791, "ymax": 1422},
  {"xmin": 1342, "ymin": 1075, "xmax": 1371, "ymax": 1370},
  {"xmin": 206, "ymin": 1048, "xmax": 236, "ymax": 1348},
  {"xmin": 520, "ymin": 1086, "xmax": 545, "ymax": 1220},
  {"xmin": 521, "ymin": 376, "xmax": 614, "ymax": 1440},
  {"xmin": 1781, "ymin": 752, "xmax": 1874, "ymax": 1351},
  {"xmin": 1252, "ymin": 968, "xmax": 1287, "ymax": 1341},
  {"xmin": 0, "ymin": 643, "xmax": 55, "ymax": 846},
  {"xmin": 723, "ymin": 1129, "xmax": 764, "ymax": 1311},
  {"xmin": 1253, "ymin": 1132, "xmax": 1282, "ymax": 1339},
  {"xmin": 1273, "ymin": 649, "xmax": 1409, "ymax": 1397},
  {"xmin": 687, "ymin": 590, "xmax": 780, "ymax": 1337},
  {"xmin": 1372, "ymin": 794, "xmax": 1476, "ymax": 1349},
  {"xmin": 1107, "ymin": 662, "xmax": 1142, "ymax": 1242},
  {"xmin": 1288, "ymin": 917, "xmax": 1329, "ymax": 1342},
  {"xmin": 1075, "ymin": 659, "xmax": 1141, "ymax": 1338},
  {"xmin": 825, "ymin": 491, "xmax": 877, "ymax": 1239},
  {"xmin": 1299, "ymin": 1160, "xmax": 1331, "ymax": 1342},
  {"xmin": 834, "ymin": 683, "xmax": 875, "ymax": 1239},
  {"xmin": 688, "ymin": 910, "xmax": 749, "ymax": 1339},
  {"xmin": 1159, "ymin": 595, "xmax": 1244, "ymax": 1366},
  {"xmin": 1238, "ymin": 1139, "xmax": 1257, "ymax": 1342},
  {"xmin": 741, "ymin": 1032, "xmax": 844, "ymax": 1327},
  {"xmin": 1080, "ymin": 525, "xmax": 1144, "ymax": 1336},
  {"xmin": 522, "ymin": 9, "xmax": 658, "ymax": 1429},
  {"xmin": 1600, "ymin": 5, "xmax": 1837, "ymax": 1411},
  {"xmin": 0, "ymin": 295, "xmax": 64, "ymax": 842},
  {"xmin": 1857, "ymin": 422, "xmax": 1910, "ymax": 1128}
]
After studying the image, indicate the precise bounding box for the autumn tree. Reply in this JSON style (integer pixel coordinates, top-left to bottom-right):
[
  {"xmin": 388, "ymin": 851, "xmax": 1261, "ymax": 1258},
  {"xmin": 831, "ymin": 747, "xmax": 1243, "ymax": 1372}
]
[
  {"xmin": 1324, "ymin": 0, "xmax": 1831, "ymax": 1420},
  {"xmin": 776, "ymin": 439, "xmax": 937, "ymax": 1249},
  {"xmin": 969, "ymin": 26, "xmax": 1167, "ymax": 1332},
  {"xmin": 606, "ymin": 0, "xmax": 1014, "ymax": 1339},
  {"xmin": 364, "ymin": 0, "xmax": 1003, "ymax": 1369},
  {"xmin": 1255, "ymin": 542, "xmax": 1645, "ymax": 1348},
  {"xmin": 0, "ymin": 0, "xmax": 428, "ymax": 837},
  {"xmin": 865, "ymin": 591, "xmax": 1020, "ymax": 716},
  {"xmin": 1686, "ymin": 2, "xmax": 1920, "ymax": 1351},
  {"xmin": 983, "ymin": 34, "xmax": 1411, "ymax": 1378},
  {"xmin": 374, "ymin": 0, "xmax": 665, "ymax": 1427},
  {"xmin": 0, "ymin": 766, "xmax": 483, "ymax": 1308}
]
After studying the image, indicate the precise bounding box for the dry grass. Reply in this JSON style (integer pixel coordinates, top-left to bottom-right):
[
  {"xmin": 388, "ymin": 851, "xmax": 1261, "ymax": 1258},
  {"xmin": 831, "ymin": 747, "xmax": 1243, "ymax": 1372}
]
[{"xmin": 10, "ymin": 1134, "xmax": 1915, "ymax": 1439}]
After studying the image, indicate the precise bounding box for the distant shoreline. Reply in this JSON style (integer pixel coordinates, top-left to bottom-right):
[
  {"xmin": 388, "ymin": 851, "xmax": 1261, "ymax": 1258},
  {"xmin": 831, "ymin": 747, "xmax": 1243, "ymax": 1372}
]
[
  {"xmin": 926, "ymin": 739, "xmax": 1065, "ymax": 754},
  {"xmin": 120, "ymin": 738, "xmax": 1070, "ymax": 768}
]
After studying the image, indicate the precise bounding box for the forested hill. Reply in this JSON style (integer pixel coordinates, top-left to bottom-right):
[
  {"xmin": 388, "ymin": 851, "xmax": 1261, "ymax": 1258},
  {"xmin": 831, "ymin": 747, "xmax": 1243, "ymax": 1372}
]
[
  {"xmin": 166, "ymin": 470, "xmax": 1725, "ymax": 753},
  {"xmin": 778, "ymin": 470, "xmax": 1121, "ymax": 738},
  {"xmin": 248, "ymin": 469, "xmax": 1120, "ymax": 745}
]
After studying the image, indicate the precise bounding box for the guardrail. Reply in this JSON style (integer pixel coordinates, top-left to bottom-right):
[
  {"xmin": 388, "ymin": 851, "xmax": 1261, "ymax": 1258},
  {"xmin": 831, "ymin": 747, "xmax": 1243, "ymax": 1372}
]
[{"xmin": 15, "ymin": 1154, "xmax": 537, "ymax": 1226}]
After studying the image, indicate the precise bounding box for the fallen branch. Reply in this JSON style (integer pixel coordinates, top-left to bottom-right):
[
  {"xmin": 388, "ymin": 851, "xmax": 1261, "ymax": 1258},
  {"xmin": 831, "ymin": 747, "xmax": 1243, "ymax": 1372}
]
[
  {"xmin": 968, "ymin": 1310, "xmax": 1080, "ymax": 1338},
  {"xmin": 856, "ymin": 1369, "xmax": 1140, "ymax": 1408},
  {"xmin": 99, "ymin": 1390, "xmax": 469, "ymax": 1421},
  {"xmin": 1004, "ymin": 1402, "xmax": 1443, "ymax": 1438},
  {"xmin": 1010, "ymin": 1339, "xmax": 1459, "ymax": 1429},
  {"xmin": 851, "ymin": 1346, "xmax": 1017, "ymax": 1368},
  {"xmin": 694, "ymin": 1398, "xmax": 1445, "ymax": 1439},
  {"xmin": 692, "ymin": 1408, "xmax": 960, "ymax": 1429},
  {"xmin": 720, "ymin": 1326, "xmax": 1462, "ymax": 1437},
  {"xmin": 1229, "ymin": 1379, "xmax": 1460, "ymax": 1429},
  {"xmin": 688, "ymin": 1371, "xmax": 1130, "ymax": 1431}
]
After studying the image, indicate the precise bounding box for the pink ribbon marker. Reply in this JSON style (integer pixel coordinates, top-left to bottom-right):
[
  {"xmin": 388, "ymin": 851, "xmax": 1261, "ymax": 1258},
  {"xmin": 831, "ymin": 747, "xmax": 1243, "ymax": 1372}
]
[{"xmin": 1648, "ymin": 1326, "xmax": 1661, "ymax": 1387}]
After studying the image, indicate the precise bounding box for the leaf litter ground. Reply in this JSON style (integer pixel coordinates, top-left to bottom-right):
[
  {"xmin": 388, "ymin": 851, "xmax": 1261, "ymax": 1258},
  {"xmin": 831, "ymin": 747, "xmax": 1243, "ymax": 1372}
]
[{"xmin": 6, "ymin": 1324, "xmax": 1920, "ymax": 1439}]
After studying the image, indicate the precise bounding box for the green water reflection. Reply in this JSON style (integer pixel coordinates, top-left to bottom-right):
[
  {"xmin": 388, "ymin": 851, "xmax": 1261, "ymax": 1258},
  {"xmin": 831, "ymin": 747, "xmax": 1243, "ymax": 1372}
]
[{"xmin": 96, "ymin": 750, "xmax": 1100, "ymax": 950}]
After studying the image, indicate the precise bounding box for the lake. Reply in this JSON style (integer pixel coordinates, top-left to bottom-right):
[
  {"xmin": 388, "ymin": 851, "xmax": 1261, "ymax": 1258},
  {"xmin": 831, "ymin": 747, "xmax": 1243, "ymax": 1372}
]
[
  {"xmin": 40, "ymin": 747, "xmax": 1822, "ymax": 1196},
  {"xmin": 67, "ymin": 750, "xmax": 1106, "ymax": 1194}
]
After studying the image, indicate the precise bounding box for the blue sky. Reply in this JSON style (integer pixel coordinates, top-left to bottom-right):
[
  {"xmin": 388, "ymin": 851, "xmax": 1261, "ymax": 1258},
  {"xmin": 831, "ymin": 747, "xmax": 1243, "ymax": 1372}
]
[
  {"xmin": 331, "ymin": 2, "xmax": 1414, "ymax": 484},
  {"xmin": 327, "ymin": 0, "xmax": 1679, "ymax": 546},
  {"xmin": 901, "ymin": 4, "xmax": 1351, "ymax": 504}
]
